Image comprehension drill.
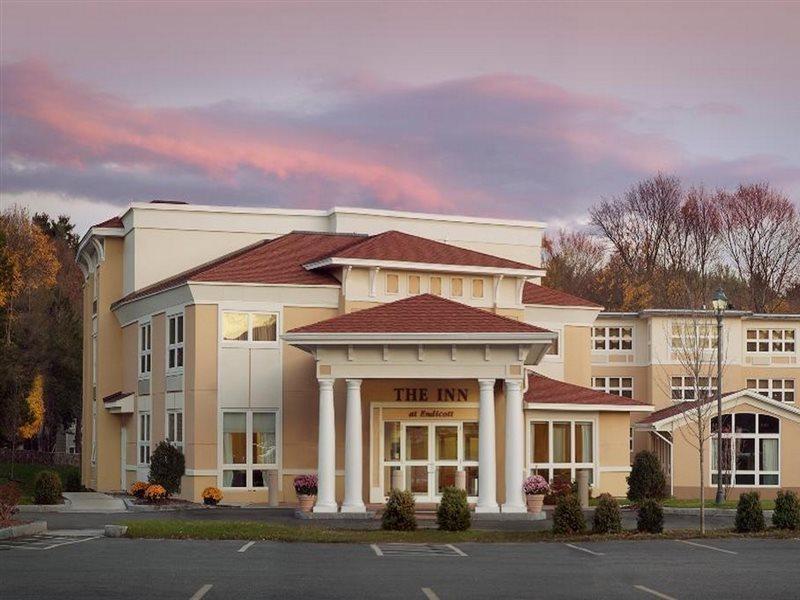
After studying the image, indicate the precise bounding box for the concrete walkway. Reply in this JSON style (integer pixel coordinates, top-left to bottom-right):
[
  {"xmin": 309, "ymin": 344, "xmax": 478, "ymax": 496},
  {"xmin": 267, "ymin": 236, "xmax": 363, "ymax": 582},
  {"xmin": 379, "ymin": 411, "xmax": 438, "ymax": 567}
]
[{"xmin": 61, "ymin": 492, "xmax": 126, "ymax": 513}]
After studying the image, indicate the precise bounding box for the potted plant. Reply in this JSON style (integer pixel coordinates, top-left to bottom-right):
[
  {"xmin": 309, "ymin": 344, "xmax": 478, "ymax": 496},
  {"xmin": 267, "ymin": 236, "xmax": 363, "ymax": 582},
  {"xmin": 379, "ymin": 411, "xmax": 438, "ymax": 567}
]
[
  {"xmin": 523, "ymin": 474, "xmax": 550, "ymax": 514},
  {"xmin": 202, "ymin": 486, "xmax": 223, "ymax": 506},
  {"xmin": 293, "ymin": 474, "xmax": 318, "ymax": 512}
]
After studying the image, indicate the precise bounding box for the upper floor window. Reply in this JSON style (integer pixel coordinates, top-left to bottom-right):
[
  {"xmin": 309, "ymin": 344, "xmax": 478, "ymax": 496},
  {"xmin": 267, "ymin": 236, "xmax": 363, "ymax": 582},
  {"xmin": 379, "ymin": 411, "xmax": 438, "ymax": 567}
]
[
  {"xmin": 592, "ymin": 326, "xmax": 633, "ymax": 351},
  {"xmin": 167, "ymin": 313, "xmax": 184, "ymax": 372},
  {"xmin": 746, "ymin": 328, "xmax": 795, "ymax": 353},
  {"xmin": 747, "ymin": 378, "xmax": 795, "ymax": 403},
  {"xmin": 386, "ymin": 273, "xmax": 399, "ymax": 294},
  {"xmin": 222, "ymin": 311, "xmax": 278, "ymax": 343},
  {"xmin": 671, "ymin": 321, "xmax": 717, "ymax": 351},
  {"xmin": 408, "ymin": 275, "xmax": 420, "ymax": 295},
  {"xmin": 451, "ymin": 277, "xmax": 463, "ymax": 297},
  {"xmin": 593, "ymin": 376, "xmax": 633, "ymax": 398},
  {"xmin": 167, "ymin": 409, "xmax": 184, "ymax": 451},
  {"xmin": 472, "ymin": 278, "xmax": 484, "ymax": 298},
  {"xmin": 429, "ymin": 276, "xmax": 442, "ymax": 295},
  {"xmin": 671, "ymin": 375, "xmax": 717, "ymax": 401},
  {"xmin": 139, "ymin": 322, "xmax": 151, "ymax": 377}
]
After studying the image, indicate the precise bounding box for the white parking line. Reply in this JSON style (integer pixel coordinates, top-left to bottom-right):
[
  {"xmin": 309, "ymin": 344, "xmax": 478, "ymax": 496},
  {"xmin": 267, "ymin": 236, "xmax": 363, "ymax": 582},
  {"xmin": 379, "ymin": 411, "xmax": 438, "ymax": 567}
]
[
  {"xmin": 634, "ymin": 584, "xmax": 678, "ymax": 600},
  {"xmin": 445, "ymin": 544, "xmax": 467, "ymax": 557},
  {"xmin": 370, "ymin": 544, "xmax": 384, "ymax": 556},
  {"xmin": 677, "ymin": 540, "xmax": 737, "ymax": 555},
  {"xmin": 189, "ymin": 584, "xmax": 213, "ymax": 600},
  {"xmin": 237, "ymin": 541, "xmax": 255, "ymax": 553},
  {"xmin": 421, "ymin": 588, "xmax": 440, "ymax": 600},
  {"xmin": 564, "ymin": 542, "xmax": 604, "ymax": 556},
  {"xmin": 42, "ymin": 536, "xmax": 102, "ymax": 551}
]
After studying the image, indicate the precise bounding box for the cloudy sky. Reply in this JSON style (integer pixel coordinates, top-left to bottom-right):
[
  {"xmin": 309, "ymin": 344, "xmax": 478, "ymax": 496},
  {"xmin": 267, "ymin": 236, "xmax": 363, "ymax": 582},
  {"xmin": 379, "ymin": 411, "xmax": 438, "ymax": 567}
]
[{"xmin": 1, "ymin": 1, "xmax": 798, "ymax": 234}]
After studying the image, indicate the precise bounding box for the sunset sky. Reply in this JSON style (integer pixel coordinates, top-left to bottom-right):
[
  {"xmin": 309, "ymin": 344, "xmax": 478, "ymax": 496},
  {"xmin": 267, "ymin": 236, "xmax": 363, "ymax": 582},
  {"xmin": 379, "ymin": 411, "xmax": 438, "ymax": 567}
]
[{"xmin": 1, "ymin": 1, "xmax": 798, "ymax": 233}]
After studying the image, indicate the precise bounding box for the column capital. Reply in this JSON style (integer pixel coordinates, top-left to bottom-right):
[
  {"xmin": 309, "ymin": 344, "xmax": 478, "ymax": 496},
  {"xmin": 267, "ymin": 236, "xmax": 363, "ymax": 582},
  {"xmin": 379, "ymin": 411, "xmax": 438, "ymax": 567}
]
[
  {"xmin": 504, "ymin": 378, "xmax": 523, "ymax": 392},
  {"xmin": 345, "ymin": 378, "xmax": 363, "ymax": 389},
  {"xmin": 478, "ymin": 378, "xmax": 496, "ymax": 390},
  {"xmin": 318, "ymin": 378, "xmax": 335, "ymax": 391}
]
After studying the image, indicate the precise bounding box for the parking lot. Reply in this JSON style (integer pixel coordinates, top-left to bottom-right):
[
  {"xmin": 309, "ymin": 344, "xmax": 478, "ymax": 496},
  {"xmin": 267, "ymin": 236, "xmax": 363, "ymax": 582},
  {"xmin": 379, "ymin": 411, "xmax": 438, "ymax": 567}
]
[{"xmin": 1, "ymin": 532, "xmax": 799, "ymax": 599}]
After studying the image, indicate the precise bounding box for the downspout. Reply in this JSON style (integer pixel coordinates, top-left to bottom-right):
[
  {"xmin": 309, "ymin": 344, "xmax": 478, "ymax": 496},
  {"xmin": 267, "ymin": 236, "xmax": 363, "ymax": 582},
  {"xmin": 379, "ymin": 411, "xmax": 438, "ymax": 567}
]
[{"xmin": 653, "ymin": 429, "xmax": 674, "ymax": 498}]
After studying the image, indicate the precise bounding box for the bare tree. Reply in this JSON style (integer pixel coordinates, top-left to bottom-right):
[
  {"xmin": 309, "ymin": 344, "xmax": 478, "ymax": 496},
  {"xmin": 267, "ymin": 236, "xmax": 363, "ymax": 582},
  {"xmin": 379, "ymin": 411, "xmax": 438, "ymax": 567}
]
[
  {"xmin": 542, "ymin": 229, "xmax": 607, "ymax": 303},
  {"xmin": 718, "ymin": 183, "xmax": 800, "ymax": 312}
]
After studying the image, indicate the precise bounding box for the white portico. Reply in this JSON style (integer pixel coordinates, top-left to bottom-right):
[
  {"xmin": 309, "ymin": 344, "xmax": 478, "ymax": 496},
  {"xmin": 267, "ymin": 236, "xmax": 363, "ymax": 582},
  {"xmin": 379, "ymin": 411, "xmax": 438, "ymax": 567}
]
[{"xmin": 283, "ymin": 294, "xmax": 555, "ymax": 514}]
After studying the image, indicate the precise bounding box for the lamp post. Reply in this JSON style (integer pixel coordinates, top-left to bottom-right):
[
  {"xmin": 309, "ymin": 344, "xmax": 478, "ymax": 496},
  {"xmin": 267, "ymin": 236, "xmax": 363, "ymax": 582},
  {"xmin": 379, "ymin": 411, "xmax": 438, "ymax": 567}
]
[{"xmin": 712, "ymin": 288, "xmax": 729, "ymax": 505}]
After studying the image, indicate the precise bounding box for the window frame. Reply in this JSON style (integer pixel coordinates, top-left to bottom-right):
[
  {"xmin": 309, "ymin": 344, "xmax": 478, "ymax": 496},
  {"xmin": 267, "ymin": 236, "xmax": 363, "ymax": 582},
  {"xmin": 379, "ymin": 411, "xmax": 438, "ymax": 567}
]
[
  {"xmin": 747, "ymin": 378, "xmax": 795, "ymax": 403},
  {"xmin": 408, "ymin": 275, "xmax": 421, "ymax": 295},
  {"xmin": 220, "ymin": 310, "xmax": 280, "ymax": 347},
  {"xmin": 385, "ymin": 273, "xmax": 400, "ymax": 295},
  {"xmin": 526, "ymin": 416, "xmax": 597, "ymax": 487},
  {"xmin": 219, "ymin": 408, "xmax": 280, "ymax": 490},
  {"xmin": 471, "ymin": 278, "xmax": 484, "ymax": 299},
  {"xmin": 592, "ymin": 325, "xmax": 633, "ymax": 352},
  {"xmin": 166, "ymin": 312, "xmax": 185, "ymax": 374},
  {"xmin": 429, "ymin": 276, "xmax": 442, "ymax": 295},
  {"xmin": 166, "ymin": 409, "xmax": 184, "ymax": 451},
  {"xmin": 138, "ymin": 411, "xmax": 151, "ymax": 466},
  {"xmin": 138, "ymin": 321, "xmax": 152, "ymax": 379},
  {"xmin": 670, "ymin": 320, "xmax": 718, "ymax": 351},
  {"xmin": 450, "ymin": 277, "xmax": 464, "ymax": 298},
  {"xmin": 671, "ymin": 375, "xmax": 717, "ymax": 402},
  {"xmin": 745, "ymin": 328, "xmax": 796, "ymax": 354},
  {"xmin": 711, "ymin": 412, "xmax": 780, "ymax": 487},
  {"xmin": 592, "ymin": 376, "xmax": 634, "ymax": 398}
]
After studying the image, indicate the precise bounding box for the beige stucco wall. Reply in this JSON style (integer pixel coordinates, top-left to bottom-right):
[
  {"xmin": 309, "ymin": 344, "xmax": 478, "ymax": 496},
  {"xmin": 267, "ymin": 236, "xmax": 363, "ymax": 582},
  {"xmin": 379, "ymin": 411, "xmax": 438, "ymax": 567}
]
[{"xmin": 563, "ymin": 325, "xmax": 592, "ymax": 387}]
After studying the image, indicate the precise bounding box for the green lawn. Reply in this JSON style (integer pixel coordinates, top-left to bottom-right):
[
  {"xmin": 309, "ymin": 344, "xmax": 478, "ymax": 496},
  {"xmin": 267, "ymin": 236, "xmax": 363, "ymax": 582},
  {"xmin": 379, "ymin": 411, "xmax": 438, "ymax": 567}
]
[
  {"xmin": 123, "ymin": 520, "xmax": 797, "ymax": 544},
  {"xmin": 0, "ymin": 462, "xmax": 79, "ymax": 504}
]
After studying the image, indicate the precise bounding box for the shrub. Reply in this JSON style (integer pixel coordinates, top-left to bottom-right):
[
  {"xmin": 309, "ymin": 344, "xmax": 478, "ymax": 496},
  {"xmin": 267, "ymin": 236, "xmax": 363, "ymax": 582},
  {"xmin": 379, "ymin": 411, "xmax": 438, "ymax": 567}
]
[
  {"xmin": 293, "ymin": 474, "xmax": 318, "ymax": 496},
  {"xmin": 63, "ymin": 469, "xmax": 82, "ymax": 492},
  {"xmin": 544, "ymin": 479, "xmax": 574, "ymax": 505},
  {"xmin": 143, "ymin": 484, "xmax": 167, "ymax": 503},
  {"xmin": 627, "ymin": 451, "xmax": 667, "ymax": 502},
  {"xmin": 523, "ymin": 474, "xmax": 550, "ymax": 496},
  {"xmin": 33, "ymin": 470, "xmax": 62, "ymax": 505},
  {"xmin": 592, "ymin": 493, "xmax": 622, "ymax": 534},
  {"xmin": 436, "ymin": 487, "xmax": 471, "ymax": 531},
  {"xmin": 552, "ymin": 494, "xmax": 586, "ymax": 534},
  {"xmin": 129, "ymin": 481, "xmax": 149, "ymax": 498},
  {"xmin": 735, "ymin": 491, "xmax": 765, "ymax": 532},
  {"xmin": 0, "ymin": 482, "xmax": 22, "ymax": 525},
  {"xmin": 202, "ymin": 486, "xmax": 223, "ymax": 505},
  {"xmin": 149, "ymin": 441, "xmax": 185, "ymax": 496},
  {"xmin": 636, "ymin": 499, "xmax": 664, "ymax": 533},
  {"xmin": 772, "ymin": 490, "xmax": 800, "ymax": 530},
  {"xmin": 382, "ymin": 489, "xmax": 417, "ymax": 531}
]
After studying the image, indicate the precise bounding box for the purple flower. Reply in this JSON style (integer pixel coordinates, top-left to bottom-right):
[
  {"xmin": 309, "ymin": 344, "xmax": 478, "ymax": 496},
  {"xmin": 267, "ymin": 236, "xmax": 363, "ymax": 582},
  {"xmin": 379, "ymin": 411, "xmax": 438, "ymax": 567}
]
[
  {"xmin": 293, "ymin": 474, "xmax": 319, "ymax": 495},
  {"xmin": 523, "ymin": 474, "xmax": 550, "ymax": 495}
]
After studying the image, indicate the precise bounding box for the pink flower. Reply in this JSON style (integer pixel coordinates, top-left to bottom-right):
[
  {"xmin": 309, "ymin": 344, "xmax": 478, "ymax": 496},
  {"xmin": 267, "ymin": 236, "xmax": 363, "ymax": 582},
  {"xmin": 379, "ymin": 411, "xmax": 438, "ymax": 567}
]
[{"xmin": 523, "ymin": 474, "xmax": 550, "ymax": 495}]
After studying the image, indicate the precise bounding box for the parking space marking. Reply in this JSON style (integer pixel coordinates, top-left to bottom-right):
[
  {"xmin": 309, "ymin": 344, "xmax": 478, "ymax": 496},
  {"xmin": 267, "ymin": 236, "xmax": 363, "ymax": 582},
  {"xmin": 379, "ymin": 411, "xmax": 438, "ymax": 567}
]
[
  {"xmin": 445, "ymin": 544, "xmax": 467, "ymax": 557},
  {"xmin": 370, "ymin": 544, "xmax": 384, "ymax": 556},
  {"xmin": 564, "ymin": 543, "xmax": 604, "ymax": 556},
  {"xmin": 372, "ymin": 543, "xmax": 466, "ymax": 557},
  {"xmin": 421, "ymin": 588, "xmax": 440, "ymax": 600},
  {"xmin": 677, "ymin": 540, "xmax": 737, "ymax": 555},
  {"xmin": 237, "ymin": 541, "xmax": 255, "ymax": 553},
  {"xmin": 634, "ymin": 584, "xmax": 678, "ymax": 600},
  {"xmin": 0, "ymin": 534, "xmax": 100, "ymax": 551},
  {"xmin": 189, "ymin": 584, "xmax": 213, "ymax": 600}
]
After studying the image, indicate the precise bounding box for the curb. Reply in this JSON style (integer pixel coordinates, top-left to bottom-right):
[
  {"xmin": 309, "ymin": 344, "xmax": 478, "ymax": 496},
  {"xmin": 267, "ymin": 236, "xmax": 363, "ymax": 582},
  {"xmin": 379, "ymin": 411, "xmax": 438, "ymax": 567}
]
[
  {"xmin": 295, "ymin": 510, "xmax": 377, "ymax": 520},
  {"xmin": 0, "ymin": 520, "xmax": 47, "ymax": 540},
  {"xmin": 17, "ymin": 498, "xmax": 73, "ymax": 513},
  {"xmin": 662, "ymin": 507, "xmax": 773, "ymax": 517}
]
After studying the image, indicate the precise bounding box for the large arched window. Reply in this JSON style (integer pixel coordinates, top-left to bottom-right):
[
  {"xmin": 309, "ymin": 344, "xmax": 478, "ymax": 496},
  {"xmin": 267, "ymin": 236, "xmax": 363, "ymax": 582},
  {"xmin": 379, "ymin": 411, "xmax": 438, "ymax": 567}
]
[{"xmin": 711, "ymin": 413, "xmax": 780, "ymax": 487}]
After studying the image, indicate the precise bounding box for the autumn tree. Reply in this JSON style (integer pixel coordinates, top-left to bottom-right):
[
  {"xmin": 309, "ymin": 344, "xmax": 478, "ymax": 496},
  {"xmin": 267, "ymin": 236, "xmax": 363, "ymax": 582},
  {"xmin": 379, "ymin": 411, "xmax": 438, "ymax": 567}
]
[{"xmin": 542, "ymin": 229, "xmax": 607, "ymax": 305}]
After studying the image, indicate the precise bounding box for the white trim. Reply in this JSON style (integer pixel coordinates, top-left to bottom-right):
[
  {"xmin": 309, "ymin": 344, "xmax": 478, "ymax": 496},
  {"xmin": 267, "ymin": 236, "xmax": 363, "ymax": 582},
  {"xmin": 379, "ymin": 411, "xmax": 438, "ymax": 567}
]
[
  {"xmin": 283, "ymin": 332, "xmax": 556, "ymax": 344},
  {"xmin": 524, "ymin": 303, "xmax": 602, "ymax": 312},
  {"xmin": 186, "ymin": 469, "xmax": 217, "ymax": 476},
  {"xmin": 598, "ymin": 466, "xmax": 632, "ymax": 473},
  {"xmin": 303, "ymin": 256, "xmax": 545, "ymax": 278},
  {"xmin": 525, "ymin": 415, "xmax": 599, "ymax": 488},
  {"xmin": 125, "ymin": 465, "xmax": 138, "ymax": 472},
  {"xmin": 217, "ymin": 408, "xmax": 281, "ymax": 491},
  {"xmin": 524, "ymin": 402, "xmax": 653, "ymax": 412}
]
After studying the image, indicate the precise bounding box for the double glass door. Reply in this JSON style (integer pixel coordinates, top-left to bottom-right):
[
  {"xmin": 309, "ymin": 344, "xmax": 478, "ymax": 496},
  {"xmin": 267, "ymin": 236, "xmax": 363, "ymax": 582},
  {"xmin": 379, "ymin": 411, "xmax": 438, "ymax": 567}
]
[{"xmin": 384, "ymin": 421, "xmax": 479, "ymax": 502}]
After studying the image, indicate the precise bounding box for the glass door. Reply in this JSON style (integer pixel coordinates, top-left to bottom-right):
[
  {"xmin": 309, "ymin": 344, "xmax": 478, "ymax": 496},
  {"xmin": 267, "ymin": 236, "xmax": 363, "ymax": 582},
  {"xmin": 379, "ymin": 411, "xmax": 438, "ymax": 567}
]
[
  {"xmin": 404, "ymin": 425, "xmax": 430, "ymax": 497},
  {"xmin": 434, "ymin": 425, "xmax": 459, "ymax": 495}
]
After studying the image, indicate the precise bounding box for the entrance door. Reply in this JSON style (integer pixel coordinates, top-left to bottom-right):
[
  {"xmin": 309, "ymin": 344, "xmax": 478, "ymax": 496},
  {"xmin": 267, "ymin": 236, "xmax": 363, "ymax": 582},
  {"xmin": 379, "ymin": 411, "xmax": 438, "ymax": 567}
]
[{"xmin": 404, "ymin": 425, "xmax": 430, "ymax": 497}]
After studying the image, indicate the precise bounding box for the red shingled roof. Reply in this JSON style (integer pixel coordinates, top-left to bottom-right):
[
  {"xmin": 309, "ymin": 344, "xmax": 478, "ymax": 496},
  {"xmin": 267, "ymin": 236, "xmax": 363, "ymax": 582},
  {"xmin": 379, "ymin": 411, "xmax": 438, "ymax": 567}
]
[
  {"xmin": 525, "ymin": 373, "xmax": 649, "ymax": 406},
  {"xmin": 94, "ymin": 216, "xmax": 124, "ymax": 229},
  {"xmin": 288, "ymin": 294, "xmax": 551, "ymax": 334},
  {"xmin": 307, "ymin": 230, "xmax": 538, "ymax": 271},
  {"xmin": 112, "ymin": 232, "xmax": 366, "ymax": 308},
  {"xmin": 522, "ymin": 282, "xmax": 602, "ymax": 309},
  {"xmin": 638, "ymin": 390, "xmax": 746, "ymax": 424}
]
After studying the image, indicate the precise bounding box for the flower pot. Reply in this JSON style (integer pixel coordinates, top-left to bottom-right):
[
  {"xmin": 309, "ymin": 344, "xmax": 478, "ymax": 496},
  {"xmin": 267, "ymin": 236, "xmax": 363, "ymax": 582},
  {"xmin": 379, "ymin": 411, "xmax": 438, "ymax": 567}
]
[
  {"xmin": 526, "ymin": 493, "xmax": 545, "ymax": 514},
  {"xmin": 203, "ymin": 497, "xmax": 218, "ymax": 506},
  {"xmin": 297, "ymin": 493, "xmax": 316, "ymax": 512}
]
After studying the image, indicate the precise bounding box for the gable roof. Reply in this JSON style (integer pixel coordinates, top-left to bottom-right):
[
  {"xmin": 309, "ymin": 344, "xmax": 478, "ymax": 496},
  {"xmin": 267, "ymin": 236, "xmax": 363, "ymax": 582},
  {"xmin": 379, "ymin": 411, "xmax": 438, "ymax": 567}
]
[
  {"xmin": 304, "ymin": 230, "xmax": 541, "ymax": 273},
  {"xmin": 112, "ymin": 231, "xmax": 365, "ymax": 309},
  {"xmin": 94, "ymin": 216, "xmax": 124, "ymax": 229},
  {"xmin": 524, "ymin": 373, "xmax": 651, "ymax": 409},
  {"xmin": 286, "ymin": 293, "xmax": 551, "ymax": 335},
  {"xmin": 522, "ymin": 282, "xmax": 602, "ymax": 309}
]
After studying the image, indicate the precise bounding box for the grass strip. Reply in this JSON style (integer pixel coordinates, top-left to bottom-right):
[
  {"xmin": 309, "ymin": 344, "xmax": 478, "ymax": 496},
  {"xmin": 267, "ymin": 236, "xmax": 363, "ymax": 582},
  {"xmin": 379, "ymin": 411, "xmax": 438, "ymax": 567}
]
[{"xmin": 124, "ymin": 520, "xmax": 799, "ymax": 544}]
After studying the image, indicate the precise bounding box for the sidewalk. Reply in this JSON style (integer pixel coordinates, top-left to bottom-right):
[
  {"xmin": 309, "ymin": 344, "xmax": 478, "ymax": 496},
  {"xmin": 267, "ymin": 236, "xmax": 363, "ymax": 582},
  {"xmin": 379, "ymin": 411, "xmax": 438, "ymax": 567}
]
[{"xmin": 18, "ymin": 492, "xmax": 127, "ymax": 514}]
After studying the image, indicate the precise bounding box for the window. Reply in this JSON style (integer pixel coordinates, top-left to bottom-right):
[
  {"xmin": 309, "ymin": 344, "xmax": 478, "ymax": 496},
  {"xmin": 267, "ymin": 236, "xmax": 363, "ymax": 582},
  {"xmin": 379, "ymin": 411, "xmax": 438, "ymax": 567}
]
[
  {"xmin": 139, "ymin": 322, "xmax": 151, "ymax": 377},
  {"xmin": 222, "ymin": 312, "xmax": 277, "ymax": 343},
  {"xmin": 167, "ymin": 410, "xmax": 183, "ymax": 450},
  {"xmin": 529, "ymin": 420, "xmax": 595, "ymax": 485},
  {"xmin": 92, "ymin": 272, "xmax": 98, "ymax": 315},
  {"xmin": 746, "ymin": 329, "xmax": 796, "ymax": 353},
  {"xmin": 592, "ymin": 326, "xmax": 633, "ymax": 351},
  {"xmin": 747, "ymin": 379, "xmax": 795, "ymax": 403},
  {"xmin": 138, "ymin": 412, "xmax": 151, "ymax": 465},
  {"xmin": 472, "ymin": 278, "xmax": 484, "ymax": 298},
  {"xmin": 671, "ymin": 375, "xmax": 717, "ymax": 401},
  {"xmin": 451, "ymin": 277, "xmax": 463, "ymax": 297},
  {"xmin": 671, "ymin": 321, "xmax": 717, "ymax": 350},
  {"xmin": 222, "ymin": 410, "xmax": 278, "ymax": 488},
  {"xmin": 712, "ymin": 413, "xmax": 779, "ymax": 486},
  {"xmin": 429, "ymin": 277, "xmax": 442, "ymax": 295},
  {"xmin": 408, "ymin": 275, "xmax": 420, "ymax": 295},
  {"xmin": 386, "ymin": 273, "xmax": 399, "ymax": 294},
  {"xmin": 593, "ymin": 376, "xmax": 634, "ymax": 398},
  {"xmin": 167, "ymin": 313, "xmax": 184, "ymax": 371}
]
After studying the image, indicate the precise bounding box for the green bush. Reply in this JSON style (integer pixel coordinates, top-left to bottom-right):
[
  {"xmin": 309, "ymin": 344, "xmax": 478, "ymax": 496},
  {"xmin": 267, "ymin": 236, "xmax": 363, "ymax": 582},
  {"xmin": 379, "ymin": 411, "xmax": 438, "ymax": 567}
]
[
  {"xmin": 592, "ymin": 493, "xmax": 622, "ymax": 534},
  {"xmin": 735, "ymin": 492, "xmax": 765, "ymax": 532},
  {"xmin": 436, "ymin": 487, "xmax": 470, "ymax": 531},
  {"xmin": 627, "ymin": 451, "xmax": 667, "ymax": 502},
  {"xmin": 148, "ymin": 441, "xmax": 186, "ymax": 496},
  {"xmin": 772, "ymin": 490, "xmax": 800, "ymax": 530},
  {"xmin": 382, "ymin": 489, "xmax": 417, "ymax": 531},
  {"xmin": 63, "ymin": 469, "xmax": 82, "ymax": 492},
  {"xmin": 33, "ymin": 470, "xmax": 63, "ymax": 505},
  {"xmin": 636, "ymin": 499, "xmax": 664, "ymax": 533},
  {"xmin": 552, "ymin": 494, "xmax": 586, "ymax": 534}
]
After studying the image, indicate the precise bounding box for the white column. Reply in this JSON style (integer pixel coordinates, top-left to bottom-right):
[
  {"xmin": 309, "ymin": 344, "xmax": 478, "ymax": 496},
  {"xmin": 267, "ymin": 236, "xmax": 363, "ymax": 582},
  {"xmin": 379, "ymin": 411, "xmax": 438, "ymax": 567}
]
[
  {"xmin": 475, "ymin": 378, "xmax": 499, "ymax": 513},
  {"xmin": 313, "ymin": 378, "xmax": 338, "ymax": 513},
  {"xmin": 502, "ymin": 378, "xmax": 526, "ymax": 513},
  {"xmin": 341, "ymin": 378, "xmax": 366, "ymax": 513}
]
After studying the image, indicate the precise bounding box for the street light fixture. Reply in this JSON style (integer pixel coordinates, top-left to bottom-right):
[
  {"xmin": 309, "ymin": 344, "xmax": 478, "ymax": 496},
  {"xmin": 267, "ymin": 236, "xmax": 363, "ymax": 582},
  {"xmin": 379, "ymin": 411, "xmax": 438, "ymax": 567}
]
[{"xmin": 712, "ymin": 288, "xmax": 729, "ymax": 505}]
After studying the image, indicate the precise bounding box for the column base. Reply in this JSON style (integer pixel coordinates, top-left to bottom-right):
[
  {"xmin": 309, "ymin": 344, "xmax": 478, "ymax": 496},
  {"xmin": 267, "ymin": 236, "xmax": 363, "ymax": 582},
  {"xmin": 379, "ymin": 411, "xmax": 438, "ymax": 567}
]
[
  {"xmin": 501, "ymin": 503, "xmax": 528, "ymax": 514},
  {"xmin": 340, "ymin": 503, "xmax": 367, "ymax": 513},
  {"xmin": 474, "ymin": 504, "xmax": 500, "ymax": 514},
  {"xmin": 312, "ymin": 503, "xmax": 339, "ymax": 513}
]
